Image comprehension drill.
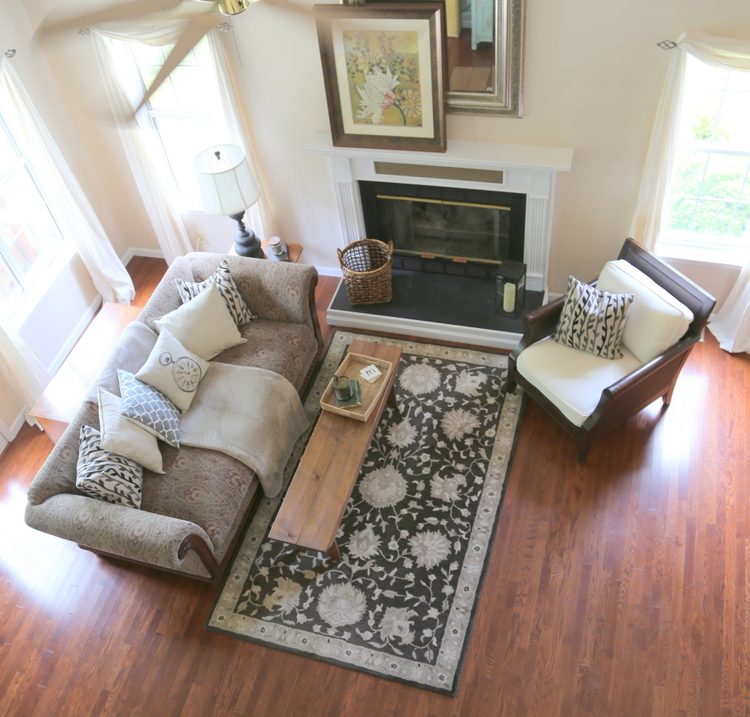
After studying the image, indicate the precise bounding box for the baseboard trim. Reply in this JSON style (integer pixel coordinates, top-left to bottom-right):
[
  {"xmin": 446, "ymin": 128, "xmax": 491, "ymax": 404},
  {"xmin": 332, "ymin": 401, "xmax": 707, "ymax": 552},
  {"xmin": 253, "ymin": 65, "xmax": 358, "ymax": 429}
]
[
  {"xmin": 326, "ymin": 308, "xmax": 520, "ymax": 350},
  {"xmin": 0, "ymin": 411, "xmax": 29, "ymax": 451},
  {"xmin": 122, "ymin": 247, "xmax": 165, "ymax": 266}
]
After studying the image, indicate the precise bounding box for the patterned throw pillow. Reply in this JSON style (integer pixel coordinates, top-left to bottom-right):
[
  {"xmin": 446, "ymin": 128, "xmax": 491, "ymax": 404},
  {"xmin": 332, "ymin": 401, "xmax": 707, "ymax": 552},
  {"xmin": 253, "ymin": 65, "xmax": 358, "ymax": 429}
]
[
  {"xmin": 175, "ymin": 257, "xmax": 256, "ymax": 326},
  {"xmin": 554, "ymin": 276, "xmax": 634, "ymax": 359},
  {"xmin": 136, "ymin": 330, "xmax": 210, "ymax": 412},
  {"xmin": 76, "ymin": 425, "xmax": 143, "ymax": 509},
  {"xmin": 98, "ymin": 388, "xmax": 164, "ymax": 474},
  {"xmin": 118, "ymin": 369, "xmax": 181, "ymax": 447}
]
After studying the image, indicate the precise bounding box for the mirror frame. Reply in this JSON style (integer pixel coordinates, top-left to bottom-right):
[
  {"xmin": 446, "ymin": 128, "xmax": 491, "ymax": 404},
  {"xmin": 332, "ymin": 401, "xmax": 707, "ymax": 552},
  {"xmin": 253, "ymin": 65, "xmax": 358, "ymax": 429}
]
[{"xmin": 447, "ymin": 0, "xmax": 525, "ymax": 116}]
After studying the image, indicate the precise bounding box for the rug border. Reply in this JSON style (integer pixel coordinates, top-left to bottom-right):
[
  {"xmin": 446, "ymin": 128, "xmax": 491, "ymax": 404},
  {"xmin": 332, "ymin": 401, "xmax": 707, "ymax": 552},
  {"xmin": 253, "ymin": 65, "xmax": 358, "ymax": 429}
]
[{"xmin": 205, "ymin": 331, "xmax": 525, "ymax": 696}]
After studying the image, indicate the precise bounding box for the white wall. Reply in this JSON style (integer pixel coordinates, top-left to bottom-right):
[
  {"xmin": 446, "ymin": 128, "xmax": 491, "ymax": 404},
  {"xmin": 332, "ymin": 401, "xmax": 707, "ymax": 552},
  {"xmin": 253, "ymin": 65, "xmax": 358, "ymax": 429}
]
[
  {"xmin": 11, "ymin": 0, "xmax": 750, "ymax": 292},
  {"xmin": 222, "ymin": 0, "xmax": 749, "ymax": 294},
  {"xmin": 26, "ymin": 0, "xmax": 750, "ymax": 293}
]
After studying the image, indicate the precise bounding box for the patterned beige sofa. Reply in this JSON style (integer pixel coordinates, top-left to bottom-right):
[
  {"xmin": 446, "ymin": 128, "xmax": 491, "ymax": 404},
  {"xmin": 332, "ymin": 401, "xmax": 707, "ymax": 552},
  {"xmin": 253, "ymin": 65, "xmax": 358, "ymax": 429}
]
[{"xmin": 25, "ymin": 253, "xmax": 323, "ymax": 580}]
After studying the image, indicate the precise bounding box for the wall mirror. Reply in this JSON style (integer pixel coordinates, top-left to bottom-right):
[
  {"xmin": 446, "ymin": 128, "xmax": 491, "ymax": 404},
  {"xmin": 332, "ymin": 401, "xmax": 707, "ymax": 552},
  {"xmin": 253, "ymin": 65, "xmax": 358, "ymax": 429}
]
[
  {"xmin": 357, "ymin": 0, "xmax": 524, "ymax": 116},
  {"xmin": 445, "ymin": 0, "xmax": 524, "ymax": 116}
]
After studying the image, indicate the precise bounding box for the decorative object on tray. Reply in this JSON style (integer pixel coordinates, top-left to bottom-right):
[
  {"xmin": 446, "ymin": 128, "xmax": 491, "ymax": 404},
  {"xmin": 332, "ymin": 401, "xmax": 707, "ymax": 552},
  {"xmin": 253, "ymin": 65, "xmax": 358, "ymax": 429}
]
[
  {"xmin": 334, "ymin": 378, "xmax": 362, "ymax": 408},
  {"xmin": 320, "ymin": 351, "xmax": 393, "ymax": 421},
  {"xmin": 208, "ymin": 331, "xmax": 522, "ymax": 694},
  {"xmin": 337, "ymin": 238, "xmax": 393, "ymax": 305},
  {"xmin": 267, "ymin": 236, "xmax": 289, "ymax": 262},
  {"xmin": 313, "ymin": 2, "xmax": 447, "ymax": 152}
]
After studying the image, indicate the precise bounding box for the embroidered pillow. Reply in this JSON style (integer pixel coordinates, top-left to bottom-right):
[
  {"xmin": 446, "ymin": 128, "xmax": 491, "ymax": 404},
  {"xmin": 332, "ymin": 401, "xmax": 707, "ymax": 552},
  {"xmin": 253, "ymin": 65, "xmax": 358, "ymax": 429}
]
[
  {"xmin": 154, "ymin": 282, "xmax": 246, "ymax": 360},
  {"xmin": 175, "ymin": 257, "xmax": 256, "ymax": 326},
  {"xmin": 136, "ymin": 330, "xmax": 210, "ymax": 412},
  {"xmin": 554, "ymin": 276, "xmax": 634, "ymax": 359},
  {"xmin": 97, "ymin": 388, "xmax": 165, "ymax": 474},
  {"xmin": 76, "ymin": 425, "xmax": 143, "ymax": 509},
  {"xmin": 117, "ymin": 369, "xmax": 181, "ymax": 448}
]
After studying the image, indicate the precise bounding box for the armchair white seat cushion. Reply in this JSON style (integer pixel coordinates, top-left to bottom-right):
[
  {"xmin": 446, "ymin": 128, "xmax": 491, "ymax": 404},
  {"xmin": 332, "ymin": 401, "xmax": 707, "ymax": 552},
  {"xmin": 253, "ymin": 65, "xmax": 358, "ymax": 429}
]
[
  {"xmin": 598, "ymin": 259, "xmax": 694, "ymax": 363},
  {"xmin": 516, "ymin": 337, "xmax": 642, "ymax": 427}
]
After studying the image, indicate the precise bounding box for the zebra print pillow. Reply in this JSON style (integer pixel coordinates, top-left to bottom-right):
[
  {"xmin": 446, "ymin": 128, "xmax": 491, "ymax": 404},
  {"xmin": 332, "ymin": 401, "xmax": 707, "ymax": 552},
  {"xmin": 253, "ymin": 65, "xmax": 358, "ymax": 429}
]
[
  {"xmin": 76, "ymin": 425, "xmax": 143, "ymax": 509},
  {"xmin": 175, "ymin": 258, "xmax": 256, "ymax": 326},
  {"xmin": 554, "ymin": 276, "xmax": 634, "ymax": 359}
]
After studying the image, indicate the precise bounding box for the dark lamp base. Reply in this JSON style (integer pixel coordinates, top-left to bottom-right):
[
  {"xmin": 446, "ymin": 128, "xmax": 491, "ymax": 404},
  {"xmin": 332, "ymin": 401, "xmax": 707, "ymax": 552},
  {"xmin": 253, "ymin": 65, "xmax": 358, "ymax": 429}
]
[{"xmin": 229, "ymin": 211, "xmax": 264, "ymax": 259}]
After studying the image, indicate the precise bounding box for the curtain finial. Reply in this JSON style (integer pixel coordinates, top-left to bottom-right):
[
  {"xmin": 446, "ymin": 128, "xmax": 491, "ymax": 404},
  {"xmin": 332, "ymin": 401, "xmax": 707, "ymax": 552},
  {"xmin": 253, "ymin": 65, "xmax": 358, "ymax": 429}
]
[
  {"xmin": 657, "ymin": 40, "xmax": 677, "ymax": 51},
  {"xmin": 4, "ymin": 49, "xmax": 16, "ymax": 58}
]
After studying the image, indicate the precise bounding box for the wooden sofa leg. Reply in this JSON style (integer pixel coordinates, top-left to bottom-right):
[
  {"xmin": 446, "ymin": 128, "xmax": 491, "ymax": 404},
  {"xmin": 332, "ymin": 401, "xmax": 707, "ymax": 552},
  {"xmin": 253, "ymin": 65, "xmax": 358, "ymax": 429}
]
[{"xmin": 178, "ymin": 534, "xmax": 220, "ymax": 581}]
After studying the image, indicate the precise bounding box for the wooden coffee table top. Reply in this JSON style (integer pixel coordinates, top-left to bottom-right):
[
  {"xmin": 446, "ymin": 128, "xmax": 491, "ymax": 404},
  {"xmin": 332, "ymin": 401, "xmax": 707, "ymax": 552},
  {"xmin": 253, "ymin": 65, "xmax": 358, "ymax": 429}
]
[{"xmin": 269, "ymin": 340, "xmax": 402, "ymax": 555}]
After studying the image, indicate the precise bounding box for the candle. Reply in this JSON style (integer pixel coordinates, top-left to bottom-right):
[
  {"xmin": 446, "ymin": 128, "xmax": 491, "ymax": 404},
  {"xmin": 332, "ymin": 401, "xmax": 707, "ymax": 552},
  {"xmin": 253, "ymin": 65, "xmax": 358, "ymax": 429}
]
[{"xmin": 503, "ymin": 282, "xmax": 516, "ymax": 313}]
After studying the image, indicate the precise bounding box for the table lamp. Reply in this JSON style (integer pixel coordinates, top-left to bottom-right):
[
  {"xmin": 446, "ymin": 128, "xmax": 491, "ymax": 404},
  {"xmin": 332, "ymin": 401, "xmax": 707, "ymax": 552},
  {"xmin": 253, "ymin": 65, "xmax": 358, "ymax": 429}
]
[{"xmin": 195, "ymin": 144, "xmax": 263, "ymax": 258}]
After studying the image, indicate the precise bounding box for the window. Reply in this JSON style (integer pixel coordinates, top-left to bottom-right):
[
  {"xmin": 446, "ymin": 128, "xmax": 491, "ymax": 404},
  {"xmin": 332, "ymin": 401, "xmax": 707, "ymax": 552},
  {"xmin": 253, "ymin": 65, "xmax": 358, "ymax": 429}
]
[
  {"xmin": 0, "ymin": 116, "xmax": 66, "ymax": 313},
  {"xmin": 659, "ymin": 55, "xmax": 750, "ymax": 261},
  {"xmin": 109, "ymin": 36, "xmax": 234, "ymax": 212}
]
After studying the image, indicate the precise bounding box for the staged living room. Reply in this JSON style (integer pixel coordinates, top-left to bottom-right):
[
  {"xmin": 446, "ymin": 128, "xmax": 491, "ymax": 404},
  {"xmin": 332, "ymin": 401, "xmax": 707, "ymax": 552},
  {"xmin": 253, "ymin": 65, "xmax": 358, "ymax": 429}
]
[{"xmin": 1, "ymin": 0, "xmax": 749, "ymax": 715}]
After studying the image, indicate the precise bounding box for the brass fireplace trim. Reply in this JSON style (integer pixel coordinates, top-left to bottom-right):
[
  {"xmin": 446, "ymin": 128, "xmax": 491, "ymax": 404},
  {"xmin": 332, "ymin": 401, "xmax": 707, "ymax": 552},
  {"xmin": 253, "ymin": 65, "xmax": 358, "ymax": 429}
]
[{"xmin": 375, "ymin": 194, "xmax": 512, "ymax": 212}]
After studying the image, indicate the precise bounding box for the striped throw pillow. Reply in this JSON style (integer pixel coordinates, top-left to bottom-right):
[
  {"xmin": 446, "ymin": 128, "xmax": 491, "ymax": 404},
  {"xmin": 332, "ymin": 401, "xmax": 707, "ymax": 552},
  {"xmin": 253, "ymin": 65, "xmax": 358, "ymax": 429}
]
[
  {"xmin": 554, "ymin": 276, "xmax": 634, "ymax": 359},
  {"xmin": 175, "ymin": 258, "xmax": 256, "ymax": 326},
  {"xmin": 76, "ymin": 426, "xmax": 143, "ymax": 509}
]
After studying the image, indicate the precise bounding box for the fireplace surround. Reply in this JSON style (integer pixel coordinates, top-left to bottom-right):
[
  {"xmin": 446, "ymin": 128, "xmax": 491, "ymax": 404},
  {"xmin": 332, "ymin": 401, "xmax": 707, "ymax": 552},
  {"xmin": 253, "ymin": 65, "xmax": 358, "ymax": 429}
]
[{"xmin": 307, "ymin": 132, "xmax": 573, "ymax": 348}]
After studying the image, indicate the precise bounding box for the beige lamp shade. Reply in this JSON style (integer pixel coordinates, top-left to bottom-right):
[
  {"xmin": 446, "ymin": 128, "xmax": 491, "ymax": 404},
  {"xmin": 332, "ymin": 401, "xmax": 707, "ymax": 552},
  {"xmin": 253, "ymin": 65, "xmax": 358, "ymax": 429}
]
[{"xmin": 195, "ymin": 144, "xmax": 260, "ymax": 217}]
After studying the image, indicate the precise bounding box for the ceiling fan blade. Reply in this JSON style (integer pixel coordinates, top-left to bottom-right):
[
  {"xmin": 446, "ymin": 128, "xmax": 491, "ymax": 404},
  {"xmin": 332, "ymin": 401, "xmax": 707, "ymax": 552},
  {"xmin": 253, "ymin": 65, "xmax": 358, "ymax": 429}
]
[
  {"xmin": 37, "ymin": 0, "xmax": 184, "ymax": 38},
  {"xmin": 133, "ymin": 12, "xmax": 217, "ymax": 114}
]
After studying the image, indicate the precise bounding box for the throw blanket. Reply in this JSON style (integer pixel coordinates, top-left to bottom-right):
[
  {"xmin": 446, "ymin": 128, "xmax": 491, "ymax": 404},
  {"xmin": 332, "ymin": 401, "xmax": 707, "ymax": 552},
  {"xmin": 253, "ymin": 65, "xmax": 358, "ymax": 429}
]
[{"xmin": 180, "ymin": 363, "xmax": 309, "ymax": 498}]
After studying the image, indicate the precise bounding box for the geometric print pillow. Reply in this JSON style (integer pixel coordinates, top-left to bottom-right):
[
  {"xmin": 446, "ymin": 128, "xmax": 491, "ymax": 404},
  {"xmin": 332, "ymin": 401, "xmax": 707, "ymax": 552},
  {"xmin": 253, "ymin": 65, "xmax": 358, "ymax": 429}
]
[
  {"xmin": 76, "ymin": 425, "xmax": 143, "ymax": 509},
  {"xmin": 117, "ymin": 369, "xmax": 181, "ymax": 448},
  {"xmin": 554, "ymin": 276, "xmax": 634, "ymax": 360},
  {"xmin": 175, "ymin": 257, "xmax": 256, "ymax": 326}
]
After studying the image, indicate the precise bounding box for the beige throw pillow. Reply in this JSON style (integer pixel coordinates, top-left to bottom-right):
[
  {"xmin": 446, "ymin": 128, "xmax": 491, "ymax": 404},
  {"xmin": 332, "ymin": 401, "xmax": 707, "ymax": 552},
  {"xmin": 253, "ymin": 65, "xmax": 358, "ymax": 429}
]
[
  {"xmin": 136, "ymin": 330, "xmax": 210, "ymax": 412},
  {"xmin": 97, "ymin": 387, "xmax": 165, "ymax": 474},
  {"xmin": 154, "ymin": 282, "xmax": 246, "ymax": 360}
]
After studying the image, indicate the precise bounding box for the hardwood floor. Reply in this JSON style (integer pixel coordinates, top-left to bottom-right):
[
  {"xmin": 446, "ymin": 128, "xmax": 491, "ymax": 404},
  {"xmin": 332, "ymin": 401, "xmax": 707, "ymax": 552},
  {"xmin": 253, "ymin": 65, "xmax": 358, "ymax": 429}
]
[{"xmin": 1, "ymin": 258, "xmax": 749, "ymax": 716}]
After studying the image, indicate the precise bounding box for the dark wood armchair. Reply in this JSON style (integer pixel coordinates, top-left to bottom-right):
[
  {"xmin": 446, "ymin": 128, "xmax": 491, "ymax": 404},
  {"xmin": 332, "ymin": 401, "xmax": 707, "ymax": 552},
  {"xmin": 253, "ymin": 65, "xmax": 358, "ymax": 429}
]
[{"xmin": 507, "ymin": 239, "xmax": 716, "ymax": 462}]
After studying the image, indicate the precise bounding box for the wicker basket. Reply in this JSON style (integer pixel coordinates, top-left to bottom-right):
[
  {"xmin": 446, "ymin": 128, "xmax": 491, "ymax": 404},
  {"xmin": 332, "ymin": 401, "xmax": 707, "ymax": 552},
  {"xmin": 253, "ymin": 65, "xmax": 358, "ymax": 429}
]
[{"xmin": 337, "ymin": 239, "xmax": 393, "ymax": 305}]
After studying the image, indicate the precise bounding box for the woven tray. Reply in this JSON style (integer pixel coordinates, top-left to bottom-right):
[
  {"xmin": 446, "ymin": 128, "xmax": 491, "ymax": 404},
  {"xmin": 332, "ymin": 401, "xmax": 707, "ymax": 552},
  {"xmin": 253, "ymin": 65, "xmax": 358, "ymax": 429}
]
[{"xmin": 320, "ymin": 352, "xmax": 394, "ymax": 422}]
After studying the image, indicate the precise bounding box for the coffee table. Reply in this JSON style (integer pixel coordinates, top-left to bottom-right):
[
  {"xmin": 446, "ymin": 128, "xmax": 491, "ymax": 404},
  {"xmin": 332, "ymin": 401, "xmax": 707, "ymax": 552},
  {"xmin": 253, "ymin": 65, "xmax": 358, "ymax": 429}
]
[{"xmin": 269, "ymin": 340, "xmax": 402, "ymax": 560}]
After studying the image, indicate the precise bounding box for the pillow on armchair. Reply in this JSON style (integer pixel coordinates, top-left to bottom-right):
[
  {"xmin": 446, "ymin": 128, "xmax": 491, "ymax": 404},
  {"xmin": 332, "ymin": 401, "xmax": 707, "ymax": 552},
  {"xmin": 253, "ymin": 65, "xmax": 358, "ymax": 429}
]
[
  {"xmin": 554, "ymin": 276, "xmax": 634, "ymax": 360},
  {"xmin": 598, "ymin": 259, "xmax": 694, "ymax": 363}
]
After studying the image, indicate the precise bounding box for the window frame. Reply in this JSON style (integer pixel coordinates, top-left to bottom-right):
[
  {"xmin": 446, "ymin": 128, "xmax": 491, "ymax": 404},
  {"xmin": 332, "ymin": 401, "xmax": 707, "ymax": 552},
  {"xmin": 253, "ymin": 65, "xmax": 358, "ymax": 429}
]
[
  {"xmin": 0, "ymin": 114, "xmax": 72, "ymax": 324},
  {"xmin": 657, "ymin": 56, "xmax": 750, "ymax": 265}
]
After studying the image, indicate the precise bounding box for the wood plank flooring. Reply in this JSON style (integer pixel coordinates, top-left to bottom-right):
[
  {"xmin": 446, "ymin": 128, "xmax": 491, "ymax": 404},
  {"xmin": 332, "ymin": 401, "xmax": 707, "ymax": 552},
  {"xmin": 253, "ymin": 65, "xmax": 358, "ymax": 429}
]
[{"xmin": 1, "ymin": 257, "xmax": 748, "ymax": 716}]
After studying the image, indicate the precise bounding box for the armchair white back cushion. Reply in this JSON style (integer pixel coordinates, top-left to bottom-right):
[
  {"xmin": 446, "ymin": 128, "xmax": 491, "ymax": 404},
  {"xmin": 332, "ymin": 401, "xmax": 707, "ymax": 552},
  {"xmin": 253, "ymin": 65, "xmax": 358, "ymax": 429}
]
[{"xmin": 597, "ymin": 260, "xmax": 694, "ymax": 363}]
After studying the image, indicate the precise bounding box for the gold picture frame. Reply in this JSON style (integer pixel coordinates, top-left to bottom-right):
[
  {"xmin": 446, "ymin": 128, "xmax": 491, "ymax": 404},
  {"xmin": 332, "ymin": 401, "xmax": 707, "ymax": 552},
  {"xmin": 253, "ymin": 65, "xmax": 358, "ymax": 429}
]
[{"xmin": 313, "ymin": 3, "xmax": 447, "ymax": 152}]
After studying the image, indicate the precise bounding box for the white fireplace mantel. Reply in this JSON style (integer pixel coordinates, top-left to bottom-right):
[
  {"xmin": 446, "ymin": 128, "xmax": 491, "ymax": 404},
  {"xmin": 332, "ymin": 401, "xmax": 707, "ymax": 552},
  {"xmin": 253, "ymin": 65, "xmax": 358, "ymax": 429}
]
[{"xmin": 306, "ymin": 131, "xmax": 574, "ymax": 348}]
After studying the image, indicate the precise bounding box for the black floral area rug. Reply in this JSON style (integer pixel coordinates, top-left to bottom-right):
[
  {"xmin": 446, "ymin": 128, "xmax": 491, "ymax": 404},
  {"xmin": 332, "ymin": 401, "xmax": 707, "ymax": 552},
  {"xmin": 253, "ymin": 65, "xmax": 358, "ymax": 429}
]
[{"xmin": 208, "ymin": 331, "xmax": 523, "ymax": 694}]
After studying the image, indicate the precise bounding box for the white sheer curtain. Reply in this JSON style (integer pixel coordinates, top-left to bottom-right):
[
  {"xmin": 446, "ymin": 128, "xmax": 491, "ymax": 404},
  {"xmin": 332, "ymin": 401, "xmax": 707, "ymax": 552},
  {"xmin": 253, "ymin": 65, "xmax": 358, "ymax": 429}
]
[
  {"xmin": 91, "ymin": 23, "xmax": 193, "ymax": 264},
  {"xmin": 207, "ymin": 31, "xmax": 273, "ymax": 240},
  {"xmin": 0, "ymin": 60, "xmax": 134, "ymax": 303},
  {"xmin": 630, "ymin": 32, "xmax": 750, "ymax": 354}
]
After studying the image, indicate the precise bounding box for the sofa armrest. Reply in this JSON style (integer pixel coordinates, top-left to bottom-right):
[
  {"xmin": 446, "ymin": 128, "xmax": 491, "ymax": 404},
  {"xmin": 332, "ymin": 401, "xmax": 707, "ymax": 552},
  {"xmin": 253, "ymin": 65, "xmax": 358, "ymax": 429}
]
[{"xmin": 25, "ymin": 494, "xmax": 215, "ymax": 579}]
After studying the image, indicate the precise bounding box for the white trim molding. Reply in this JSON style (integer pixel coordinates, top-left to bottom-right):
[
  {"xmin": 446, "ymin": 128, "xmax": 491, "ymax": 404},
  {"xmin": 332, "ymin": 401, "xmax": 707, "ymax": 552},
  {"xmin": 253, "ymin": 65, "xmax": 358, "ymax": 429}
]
[
  {"xmin": 307, "ymin": 131, "xmax": 573, "ymax": 345},
  {"xmin": 306, "ymin": 132, "xmax": 573, "ymax": 294}
]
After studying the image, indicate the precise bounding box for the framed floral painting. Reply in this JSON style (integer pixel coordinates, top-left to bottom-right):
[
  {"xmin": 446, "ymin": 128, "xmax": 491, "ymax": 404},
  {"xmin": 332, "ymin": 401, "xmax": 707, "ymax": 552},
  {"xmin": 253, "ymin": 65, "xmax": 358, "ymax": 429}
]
[{"xmin": 314, "ymin": 3, "xmax": 447, "ymax": 152}]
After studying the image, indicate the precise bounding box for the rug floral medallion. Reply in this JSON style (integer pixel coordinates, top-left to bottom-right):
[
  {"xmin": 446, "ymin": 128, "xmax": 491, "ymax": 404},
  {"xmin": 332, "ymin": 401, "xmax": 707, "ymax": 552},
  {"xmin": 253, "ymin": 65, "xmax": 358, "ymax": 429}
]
[{"xmin": 208, "ymin": 332, "xmax": 522, "ymax": 694}]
